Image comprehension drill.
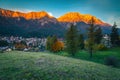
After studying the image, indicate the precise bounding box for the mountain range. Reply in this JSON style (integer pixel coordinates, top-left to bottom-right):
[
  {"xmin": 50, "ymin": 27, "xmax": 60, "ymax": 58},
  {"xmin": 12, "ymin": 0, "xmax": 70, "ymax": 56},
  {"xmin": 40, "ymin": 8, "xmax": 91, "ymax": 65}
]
[{"xmin": 0, "ymin": 8, "xmax": 112, "ymax": 37}]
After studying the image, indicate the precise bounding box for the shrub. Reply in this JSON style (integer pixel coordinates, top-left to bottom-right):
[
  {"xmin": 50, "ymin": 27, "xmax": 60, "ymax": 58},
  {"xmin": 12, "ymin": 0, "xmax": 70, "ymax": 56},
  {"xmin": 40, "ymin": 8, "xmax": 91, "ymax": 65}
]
[
  {"xmin": 104, "ymin": 56, "xmax": 118, "ymax": 67},
  {"xmin": 52, "ymin": 40, "xmax": 64, "ymax": 52},
  {"xmin": 15, "ymin": 42, "xmax": 26, "ymax": 50},
  {"xmin": 96, "ymin": 44, "xmax": 107, "ymax": 51},
  {"xmin": 84, "ymin": 40, "xmax": 90, "ymax": 50}
]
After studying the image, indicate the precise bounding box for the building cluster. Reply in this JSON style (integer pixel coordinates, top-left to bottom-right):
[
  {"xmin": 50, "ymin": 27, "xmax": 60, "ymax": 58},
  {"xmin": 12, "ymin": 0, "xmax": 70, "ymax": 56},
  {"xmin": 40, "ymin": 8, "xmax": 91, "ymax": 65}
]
[
  {"xmin": 0, "ymin": 36, "xmax": 47, "ymax": 51},
  {"xmin": 101, "ymin": 34, "xmax": 112, "ymax": 48}
]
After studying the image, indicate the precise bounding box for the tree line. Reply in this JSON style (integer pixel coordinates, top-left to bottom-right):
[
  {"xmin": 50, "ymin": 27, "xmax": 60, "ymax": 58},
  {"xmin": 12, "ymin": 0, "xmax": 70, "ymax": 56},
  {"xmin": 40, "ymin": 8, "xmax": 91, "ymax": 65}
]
[{"xmin": 46, "ymin": 17, "xmax": 120, "ymax": 58}]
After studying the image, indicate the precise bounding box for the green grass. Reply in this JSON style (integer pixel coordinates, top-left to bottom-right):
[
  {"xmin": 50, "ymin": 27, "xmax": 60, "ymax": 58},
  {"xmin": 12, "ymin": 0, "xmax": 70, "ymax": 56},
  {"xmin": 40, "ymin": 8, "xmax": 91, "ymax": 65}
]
[
  {"xmin": 56, "ymin": 47, "xmax": 120, "ymax": 67},
  {"xmin": 0, "ymin": 51, "xmax": 120, "ymax": 80}
]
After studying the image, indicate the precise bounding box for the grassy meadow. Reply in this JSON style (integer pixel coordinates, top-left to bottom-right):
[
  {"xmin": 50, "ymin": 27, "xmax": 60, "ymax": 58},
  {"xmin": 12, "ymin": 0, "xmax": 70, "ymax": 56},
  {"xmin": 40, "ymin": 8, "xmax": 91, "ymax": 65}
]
[
  {"xmin": 0, "ymin": 49, "xmax": 120, "ymax": 80},
  {"xmin": 56, "ymin": 47, "xmax": 120, "ymax": 67}
]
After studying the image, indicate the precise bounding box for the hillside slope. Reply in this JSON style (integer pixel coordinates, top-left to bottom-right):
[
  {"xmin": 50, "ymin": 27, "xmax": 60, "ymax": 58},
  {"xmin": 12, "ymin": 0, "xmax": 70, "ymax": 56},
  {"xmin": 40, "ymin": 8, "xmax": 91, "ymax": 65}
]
[
  {"xmin": 0, "ymin": 51, "xmax": 120, "ymax": 80},
  {"xmin": 0, "ymin": 8, "xmax": 112, "ymax": 37},
  {"xmin": 0, "ymin": 8, "xmax": 65, "ymax": 37},
  {"xmin": 57, "ymin": 12, "xmax": 110, "ymax": 26}
]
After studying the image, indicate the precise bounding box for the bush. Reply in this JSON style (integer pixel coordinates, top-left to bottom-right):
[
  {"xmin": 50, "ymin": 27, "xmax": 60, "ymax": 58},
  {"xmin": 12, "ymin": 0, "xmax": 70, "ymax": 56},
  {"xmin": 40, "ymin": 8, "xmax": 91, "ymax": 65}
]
[
  {"xmin": 96, "ymin": 44, "xmax": 107, "ymax": 51},
  {"xmin": 15, "ymin": 42, "xmax": 26, "ymax": 50},
  {"xmin": 52, "ymin": 40, "xmax": 64, "ymax": 52},
  {"xmin": 104, "ymin": 56, "xmax": 118, "ymax": 67}
]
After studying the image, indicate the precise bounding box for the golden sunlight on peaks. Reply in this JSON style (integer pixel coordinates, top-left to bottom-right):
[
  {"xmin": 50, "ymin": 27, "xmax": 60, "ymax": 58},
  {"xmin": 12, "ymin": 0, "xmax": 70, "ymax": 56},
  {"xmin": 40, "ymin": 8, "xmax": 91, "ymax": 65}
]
[
  {"xmin": 82, "ymin": 14, "xmax": 93, "ymax": 23},
  {"xmin": 0, "ymin": 9, "xmax": 110, "ymax": 26},
  {"xmin": 25, "ymin": 11, "xmax": 50, "ymax": 19},
  {"xmin": 58, "ymin": 12, "xmax": 83, "ymax": 22},
  {"xmin": 57, "ymin": 12, "xmax": 106, "ymax": 25},
  {"xmin": 0, "ymin": 9, "xmax": 13, "ymax": 17},
  {"xmin": 0, "ymin": 9, "xmax": 53, "ymax": 20},
  {"xmin": 12, "ymin": 12, "xmax": 20, "ymax": 17}
]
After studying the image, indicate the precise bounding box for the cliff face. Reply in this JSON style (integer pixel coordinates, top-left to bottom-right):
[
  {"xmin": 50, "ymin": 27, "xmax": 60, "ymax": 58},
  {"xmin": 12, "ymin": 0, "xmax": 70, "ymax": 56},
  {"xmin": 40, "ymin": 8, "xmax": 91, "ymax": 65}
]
[
  {"xmin": 0, "ymin": 8, "xmax": 110, "ymax": 26},
  {"xmin": 0, "ymin": 8, "xmax": 112, "ymax": 37},
  {"xmin": 57, "ymin": 12, "xmax": 110, "ymax": 26},
  {"xmin": 0, "ymin": 8, "xmax": 52, "ymax": 20}
]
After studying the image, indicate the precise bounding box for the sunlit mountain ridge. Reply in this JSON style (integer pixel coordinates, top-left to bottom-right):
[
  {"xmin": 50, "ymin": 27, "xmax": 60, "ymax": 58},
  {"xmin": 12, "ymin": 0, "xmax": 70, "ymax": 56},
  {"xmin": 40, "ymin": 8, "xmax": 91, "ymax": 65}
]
[
  {"xmin": 58, "ymin": 12, "xmax": 110, "ymax": 26},
  {"xmin": 0, "ymin": 8, "xmax": 110, "ymax": 26},
  {"xmin": 0, "ymin": 8, "xmax": 112, "ymax": 37},
  {"xmin": 0, "ymin": 8, "xmax": 53, "ymax": 20}
]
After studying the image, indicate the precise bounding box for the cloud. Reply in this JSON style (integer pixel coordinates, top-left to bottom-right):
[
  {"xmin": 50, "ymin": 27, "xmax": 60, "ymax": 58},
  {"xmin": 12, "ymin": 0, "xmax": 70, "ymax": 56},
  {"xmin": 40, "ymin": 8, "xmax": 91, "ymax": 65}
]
[
  {"xmin": 48, "ymin": 12, "xmax": 53, "ymax": 16},
  {"xmin": 17, "ymin": 9, "xmax": 33, "ymax": 13},
  {"xmin": 10, "ymin": 8, "xmax": 33, "ymax": 13},
  {"xmin": 12, "ymin": 9, "xmax": 54, "ymax": 17}
]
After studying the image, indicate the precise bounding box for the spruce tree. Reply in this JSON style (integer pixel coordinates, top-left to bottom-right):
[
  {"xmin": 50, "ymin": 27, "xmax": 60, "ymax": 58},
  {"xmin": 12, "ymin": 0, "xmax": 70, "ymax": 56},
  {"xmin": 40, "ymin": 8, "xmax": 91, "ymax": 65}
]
[
  {"xmin": 95, "ymin": 27, "xmax": 103, "ymax": 44},
  {"xmin": 66, "ymin": 24, "xmax": 78, "ymax": 56},
  {"xmin": 87, "ymin": 17, "xmax": 96, "ymax": 58},
  {"xmin": 52, "ymin": 35, "xmax": 57, "ymax": 43},
  {"xmin": 46, "ymin": 36, "xmax": 52, "ymax": 51},
  {"xmin": 110, "ymin": 22, "xmax": 119, "ymax": 46},
  {"xmin": 46, "ymin": 35, "xmax": 57, "ymax": 51},
  {"xmin": 78, "ymin": 34, "xmax": 84, "ymax": 50}
]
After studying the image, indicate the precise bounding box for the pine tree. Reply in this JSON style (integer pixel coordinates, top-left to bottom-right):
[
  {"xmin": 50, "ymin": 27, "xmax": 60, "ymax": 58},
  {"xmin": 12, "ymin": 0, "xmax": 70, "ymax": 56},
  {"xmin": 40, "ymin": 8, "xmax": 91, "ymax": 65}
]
[
  {"xmin": 110, "ymin": 22, "xmax": 119, "ymax": 46},
  {"xmin": 95, "ymin": 27, "xmax": 103, "ymax": 44},
  {"xmin": 87, "ymin": 17, "xmax": 96, "ymax": 58},
  {"xmin": 46, "ymin": 36, "xmax": 52, "ymax": 51},
  {"xmin": 66, "ymin": 24, "xmax": 78, "ymax": 56},
  {"xmin": 78, "ymin": 34, "xmax": 84, "ymax": 50},
  {"xmin": 46, "ymin": 35, "xmax": 57, "ymax": 51},
  {"xmin": 51, "ymin": 35, "xmax": 57, "ymax": 44}
]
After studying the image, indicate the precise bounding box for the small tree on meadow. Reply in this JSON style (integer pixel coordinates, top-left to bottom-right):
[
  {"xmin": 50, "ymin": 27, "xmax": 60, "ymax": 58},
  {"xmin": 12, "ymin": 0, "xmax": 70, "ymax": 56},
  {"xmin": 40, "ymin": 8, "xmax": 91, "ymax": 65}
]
[
  {"xmin": 52, "ymin": 40, "xmax": 64, "ymax": 52},
  {"xmin": 46, "ymin": 36, "xmax": 52, "ymax": 51},
  {"xmin": 46, "ymin": 35, "xmax": 58, "ymax": 52},
  {"xmin": 66, "ymin": 24, "xmax": 78, "ymax": 56},
  {"xmin": 87, "ymin": 17, "xmax": 96, "ymax": 58},
  {"xmin": 78, "ymin": 34, "xmax": 84, "ymax": 50}
]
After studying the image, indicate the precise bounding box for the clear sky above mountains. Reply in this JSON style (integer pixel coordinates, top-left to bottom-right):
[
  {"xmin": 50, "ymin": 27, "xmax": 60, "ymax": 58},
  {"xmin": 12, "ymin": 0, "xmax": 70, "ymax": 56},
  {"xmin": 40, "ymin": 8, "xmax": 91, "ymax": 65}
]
[{"xmin": 0, "ymin": 0, "xmax": 120, "ymax": 27}]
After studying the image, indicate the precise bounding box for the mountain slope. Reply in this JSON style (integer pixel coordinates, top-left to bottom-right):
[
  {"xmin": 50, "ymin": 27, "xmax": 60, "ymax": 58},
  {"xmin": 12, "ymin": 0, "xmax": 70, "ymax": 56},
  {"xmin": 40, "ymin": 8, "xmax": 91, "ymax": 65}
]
[
  {"xmin": 58, "ymin": 12, "xmax": 111, "ymax": 34},
  {"xmin": 58, "ymin": 12, "xmax": 110, "ymax": 26},
  {"xmin": 0, "ymin": 8, "xmax": 52, "ymax": 19},
  {"xmin": 0, "ymin": 51, "xmax": 120, "ymax": 80},
  {"xmin": 0, "ymin": 8, "xmax": 112, "ymax": 37},
  {"xmin": 0, "ymin": 8, "xmax": 65, "ymax": 37}
]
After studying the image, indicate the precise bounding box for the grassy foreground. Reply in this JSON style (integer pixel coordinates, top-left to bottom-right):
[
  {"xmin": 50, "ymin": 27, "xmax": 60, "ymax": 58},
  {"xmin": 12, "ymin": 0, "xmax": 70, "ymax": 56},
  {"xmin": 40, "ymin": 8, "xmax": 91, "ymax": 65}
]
[
  {"xmin": 0, "ymin": 51, "xmax": 120, "ymax": 80},
  {"xmin": 57, "ymin": 47, "xmax": 120, "ymax": 66}
]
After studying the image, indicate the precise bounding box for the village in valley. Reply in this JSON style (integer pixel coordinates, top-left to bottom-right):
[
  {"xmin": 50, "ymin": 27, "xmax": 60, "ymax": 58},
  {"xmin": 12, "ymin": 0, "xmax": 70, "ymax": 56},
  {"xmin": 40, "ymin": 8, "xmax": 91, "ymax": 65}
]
[
  {"xmin": 0, "ymin": 34, "xmax": 111, "ymax": 52},
  {"xmin": 0, "ymin": 36, "xmax": 47, "ymax": 52}
]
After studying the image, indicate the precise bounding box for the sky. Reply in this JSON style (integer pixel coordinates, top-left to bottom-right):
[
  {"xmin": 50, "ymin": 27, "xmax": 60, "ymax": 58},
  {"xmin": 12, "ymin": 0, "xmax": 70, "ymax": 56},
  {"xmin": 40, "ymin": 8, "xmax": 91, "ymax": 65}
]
[{"xmin": 0, "ymin": 0, "xmax": 120, "ymax": 27}]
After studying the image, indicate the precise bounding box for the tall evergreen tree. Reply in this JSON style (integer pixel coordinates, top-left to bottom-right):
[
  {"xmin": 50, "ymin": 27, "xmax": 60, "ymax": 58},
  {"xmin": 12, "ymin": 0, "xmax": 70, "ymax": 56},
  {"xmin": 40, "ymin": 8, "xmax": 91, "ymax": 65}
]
[
  {"xmin": 51, "ymin": 35, "xmax": 57, "ymax": 44},
  {"xmin": 78, "ymin": 34, "xmax": 84, "ymax": 50},
  {"xmin": 87, "ymin": 17, "xmax": 96, "ymax": 58},
  {"xmin": 46, "ymin": 35, "xmax": 57, "ymax": 51},
  {"xmin": 110, "ymin": 22, "xmax": 119, "ymax": 46},
  {"xmin": 66, "ymin": 24, "xmax": 78, "ymax": 56},
  {"xmin": 95, "ymin": 27, "xmax": 103, "ymax": 44},
  {"xmin": 46, "ymin": 36, "xmax": 52, "ymax": 51}
]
